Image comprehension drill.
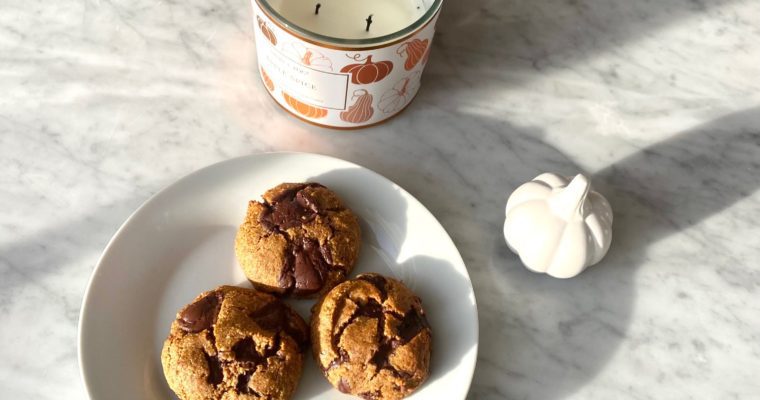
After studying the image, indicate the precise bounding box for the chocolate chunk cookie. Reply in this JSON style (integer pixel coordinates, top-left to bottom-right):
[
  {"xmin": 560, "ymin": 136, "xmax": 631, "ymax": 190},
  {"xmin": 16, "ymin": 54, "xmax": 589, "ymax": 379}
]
[
  {"xmin": 161, "ymin": 286, "xmax": 309, "ymax": 400},
  {"xmin": 235, "ymin": 183, "xmax": 361, "ymax": 298},
  {"xmin": 311, "ymin": 273, "xmax": 432, "ymax": 400}
]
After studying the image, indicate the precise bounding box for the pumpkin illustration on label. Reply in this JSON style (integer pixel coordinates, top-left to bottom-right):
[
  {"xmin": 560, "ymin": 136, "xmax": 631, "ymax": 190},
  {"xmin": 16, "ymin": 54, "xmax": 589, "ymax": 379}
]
[
  {"xmin": 289, "ymin": 44, "xmax": 333, "ymax": 71},
  {"xmin": 421, "ymin": 46, "xmax": 431, "ymax": 66},
  {"xmin": 260, "ymin": 67, "xmax": 274, "ymax": 92},
  {"xmin": 340, "ymin": 54, "xmax": 393, "ymax": 84},
  {"xmin": 256, "ymin": 15, "xmax": 277, "ymax": 45},
  {"xmin": 397, "ymin": 39, "xmax": 429, "ymax": 71},
  {"xmin": 340, "ymin": 89, "xmax": 374, "ymax": 123},
  {"xmin": 282, "ymin": 92, "xmax": 328, "ymax": 119},
  {"xmin": 378, "ymin": 74, "xmax": 420, "ymax": 114}
]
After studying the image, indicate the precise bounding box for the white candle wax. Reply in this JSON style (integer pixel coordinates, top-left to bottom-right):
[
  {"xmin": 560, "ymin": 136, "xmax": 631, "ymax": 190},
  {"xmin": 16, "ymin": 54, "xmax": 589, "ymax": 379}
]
[{"xmin": 268, "ymin": 0, "xmax": 432, "ymax": 39}]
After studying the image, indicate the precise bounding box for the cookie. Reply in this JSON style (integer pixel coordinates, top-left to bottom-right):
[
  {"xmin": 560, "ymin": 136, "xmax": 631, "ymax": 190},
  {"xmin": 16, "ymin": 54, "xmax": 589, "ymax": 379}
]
[
  {"xmin": 161, "ymin": 285, "xmax": 309, "ymax": 400},
  {"xmin": 311, "ymin": 273, "xmax": 432, "ymax": 400},
  {"xmin": 235, "ymin": 182, "xmax": 361, "ymax": 298}
]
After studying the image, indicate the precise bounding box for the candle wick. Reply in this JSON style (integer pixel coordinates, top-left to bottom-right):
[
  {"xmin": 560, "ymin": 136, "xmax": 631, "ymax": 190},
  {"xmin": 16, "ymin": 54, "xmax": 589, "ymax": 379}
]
[
  {"xmin": 365, "ymin": 14, "xmax": 373, "ymax": 32},
  {"xmin": 315, "ymin": 3, "xmax": 321, "ymax": 14}
]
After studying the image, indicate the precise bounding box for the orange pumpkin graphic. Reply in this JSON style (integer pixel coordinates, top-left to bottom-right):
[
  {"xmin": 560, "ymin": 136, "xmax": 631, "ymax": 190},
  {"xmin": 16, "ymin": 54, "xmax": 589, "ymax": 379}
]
[
  {"xmin": 397, "ymin": 39, "xmax": 429, "ymax": 71},
  {"xmin": 340, "ymin": 89, "xmax": 374, "ymax": 123},
  {"xmin": 260, "ymin": 67, "xmax": 274, "ymax": 92},
  {"xmin": 378, "ymin": 75, "xmax": 419, "ymax": 114},
  {"xmin": 283, "ymin": 92, "xmax": 328, "ymax": 119},
  {"xmin": 340, "ymin": 54, "xmax": 393, "ymax": 85},
  {"xmin": 421, "ymin": 46, "xmax": 431, "ymax": 66},
  {"xmin": 257, "ymin": 15, "xmax": 277, "ymax": 45}
]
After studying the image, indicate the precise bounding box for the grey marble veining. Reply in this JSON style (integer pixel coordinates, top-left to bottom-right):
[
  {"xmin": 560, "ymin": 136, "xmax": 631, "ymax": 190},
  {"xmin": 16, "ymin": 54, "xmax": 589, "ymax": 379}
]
[{"xmin": 1, "ymin": 0, "xmax": 759, "ymax": 398}]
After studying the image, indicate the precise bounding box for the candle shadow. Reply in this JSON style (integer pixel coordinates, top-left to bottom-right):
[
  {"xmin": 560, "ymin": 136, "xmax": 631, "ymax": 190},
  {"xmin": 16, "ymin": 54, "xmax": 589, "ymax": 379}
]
[
  {"xmin": 422, "ymin": 0, "xmax": 741, "ymax": 95},
  {"xmin": 474, "ymin": 107, "xmax": 760, "ymax": 399},
  {"xmin": 277, "ymin": 106, "xmax": 758, "ymax": 398}
]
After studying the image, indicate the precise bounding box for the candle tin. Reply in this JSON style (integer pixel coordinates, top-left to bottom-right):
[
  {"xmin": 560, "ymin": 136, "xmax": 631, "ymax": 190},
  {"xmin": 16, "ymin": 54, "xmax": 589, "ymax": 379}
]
[{"xmin": 251, "ymin": 0, "xmax": 442, "ymax": 129}]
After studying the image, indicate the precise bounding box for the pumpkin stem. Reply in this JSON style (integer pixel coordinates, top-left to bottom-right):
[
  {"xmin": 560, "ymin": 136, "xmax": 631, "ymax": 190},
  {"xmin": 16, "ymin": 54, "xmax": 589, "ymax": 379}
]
[
  {"xmin": 347, "ymin": 53, "xmax": 373, "ymax": 64},
  {"xmin": 352, "ymin": 89, "xmax": 369, "ymax": 100},
  {"xmin": 399, "ymin": 78, "xmax": 410, "ymax": 94},
  {"xmin": 549, "ymin": 174, "xmax": 590, "ymax": 220},
  {"xmin": 302, "ymin": 50, "xmax": 312, "ymax": 65},
  {"xmin": 396, "ymin": 43, "xmax": 408, "ymax": 57}
]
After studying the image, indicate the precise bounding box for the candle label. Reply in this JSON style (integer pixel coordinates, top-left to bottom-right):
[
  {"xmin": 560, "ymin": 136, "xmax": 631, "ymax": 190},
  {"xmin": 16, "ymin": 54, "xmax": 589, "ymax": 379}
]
[
  {"xmin": 262, "ymin": 46, "xmax": 350, "ymax": 110},
  {"xmin": 252, "ymin": 0, "xmax": 440, "ymax": 128}
]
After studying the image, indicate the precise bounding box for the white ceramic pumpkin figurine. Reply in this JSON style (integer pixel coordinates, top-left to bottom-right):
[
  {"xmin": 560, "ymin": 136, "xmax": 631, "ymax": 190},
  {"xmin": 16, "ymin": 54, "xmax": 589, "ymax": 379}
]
[{"xmin": 503, "ymin": 173, "xmax": 613, "ymax": 278}]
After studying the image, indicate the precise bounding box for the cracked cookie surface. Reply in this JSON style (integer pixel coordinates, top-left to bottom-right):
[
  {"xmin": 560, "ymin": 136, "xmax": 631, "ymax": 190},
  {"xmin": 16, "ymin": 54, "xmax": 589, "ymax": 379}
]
[
  {"xmin": 311, "ymin": 273, "xmax": 432, "ymax": 400},
  {"xmin": 161, "ymin": 286, "xmax": 309, "ymax": 400},
  {"xmin": 235, "ymin": 182, "xmax": 361, "ymax": 298}
]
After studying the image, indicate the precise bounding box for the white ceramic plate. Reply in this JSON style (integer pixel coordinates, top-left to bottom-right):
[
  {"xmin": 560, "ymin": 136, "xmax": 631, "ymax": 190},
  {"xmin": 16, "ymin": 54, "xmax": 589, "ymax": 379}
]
[{"xmin": 78, "ymin": 153, "xmax": 478, "ymax": 400}]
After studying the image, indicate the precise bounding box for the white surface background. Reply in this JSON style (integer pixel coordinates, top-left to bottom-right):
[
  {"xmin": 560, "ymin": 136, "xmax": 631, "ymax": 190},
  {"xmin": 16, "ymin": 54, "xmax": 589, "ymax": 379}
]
[{"xmin": 1, "ymin": 0, "xmax": 759, "ymax": 398}]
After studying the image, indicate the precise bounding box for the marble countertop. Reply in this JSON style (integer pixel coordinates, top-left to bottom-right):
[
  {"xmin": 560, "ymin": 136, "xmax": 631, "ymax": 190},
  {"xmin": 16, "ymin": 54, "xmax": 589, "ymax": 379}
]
[{"xmin": 2, "ymin": 0, "xmax": 759, "ymax": 398}]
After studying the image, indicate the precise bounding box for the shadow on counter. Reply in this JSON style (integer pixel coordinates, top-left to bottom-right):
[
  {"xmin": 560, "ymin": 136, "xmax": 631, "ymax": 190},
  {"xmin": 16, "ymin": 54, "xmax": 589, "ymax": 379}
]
[
  {"xmin": 478, "ymin": 108, "xmax": 760, "ymax": 399},
  {"xmin": 427, "ymin": 0, "xmax": 739, "ymax": 92}
]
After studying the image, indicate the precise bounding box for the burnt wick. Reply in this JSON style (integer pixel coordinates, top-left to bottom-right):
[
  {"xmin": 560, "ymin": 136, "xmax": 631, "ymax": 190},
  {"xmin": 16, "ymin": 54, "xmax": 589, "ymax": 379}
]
[
  {"xmin": 365, "ymin": 14, "xmax": 373, "ymax": 32},
  {"xmin": 315, "ymin": 3, "xmax": 321, "ymax": 14}
]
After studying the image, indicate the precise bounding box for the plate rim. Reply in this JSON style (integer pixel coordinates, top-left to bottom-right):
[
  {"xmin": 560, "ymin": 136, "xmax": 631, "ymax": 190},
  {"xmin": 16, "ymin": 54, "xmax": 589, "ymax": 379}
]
[{"xmin": 77, "ymin": 151, "xmax": 479, "ymax": 399}]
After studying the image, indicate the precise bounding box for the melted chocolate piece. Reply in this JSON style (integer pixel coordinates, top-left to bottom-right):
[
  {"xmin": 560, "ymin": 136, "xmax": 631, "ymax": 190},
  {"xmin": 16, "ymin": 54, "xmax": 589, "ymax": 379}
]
[
  {"xmin": 236, "ymin": 371, "xmax": 253, "ymax": 394},
  {"xmin": 370, "ymin": 341, "xmax": 393, "ymax": 369},
  {"xmin": 293, "ymin": 238, "xmax": 330, "ymax": 294},
  {"xmin": 396, "ymin": 308, "xmax": 430, "ymax": 343},
  {"xmin": 232, "ymin": 335, "xmax": 281, "ymax": 366},
  {"xmin": 178, "ymin": 291, "xmax": 223, "ymax": 333},
  {"xmin": 278, "ymin": 237, "xmax": 334, "ymax": 295},
  {"xmin": 232, "ymin": 337, "xmax": 260, "ymax": 363},
  {"xmin": 337, "ymin": 378, "xmax": 351, "ymax": 393},
  {"xmin": 359, "ymin": 390, "xmax": 381, "ymax": 400},
  {"xmin": 249, "ymin": 302, "xmax": 308, "ymax": 351},
  {"xmin": 357, "ymin": 274, "xmax": 388, "ymax": 300},
  {"xmin": 320, "ymin": 243, "xmax": 334, "ymax": 265},
  {"xmin": 235, "ymin": 371, "xmax": 265, "ymax": 397},
  {"xmin": 257, "ymin": 183, "xmax": 339, "ymax": 295},
  {"xmin": 259, "ymin": 183, "xmax": 324, "ymax": 231},
  {"xmin": 204, "ymin": 353, "xmax": 224, "ymax": 385}
]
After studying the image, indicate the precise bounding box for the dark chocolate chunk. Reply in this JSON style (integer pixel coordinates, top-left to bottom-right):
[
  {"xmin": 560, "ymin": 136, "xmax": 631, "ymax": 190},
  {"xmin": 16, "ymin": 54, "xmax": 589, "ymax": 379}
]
[
  {"xmin": 277, "ymin": 253, "xmax": 296, "ymax": 290},
  {"xmin": 338, "ymin": 377, "xmax": 351, "ymax": 393},
  {"xmin": 320, "ymin": 243, "xmax": 334, "ymax": 265},
  {"xmin": 259, "ymin": 183, "xmax": 324, "ymax": 231},
  {"xmin": 249, "ymin": 302, "xmax": 308, "ymax": 352},
  {"xmin": 396, "ymin": 308, "xmax": 430, "ymax": 343},
  {"xmin": 278, "ymin": 237, "xmax": 334, "ymax": 295},
  {"xmin": 178, "ymin": 291, "xmax": 223, "ymax": 333},
  {"xmin": 232, "ymin": 335, "xmax": 281, "ymax": 366},
  {"xmin": 236, "ymin": 371, "xmax": 253, "ymax": 394},
  {"xmin": 204, "ymin": 353, "xmax": 224, "ymax": 385},
  {"xmin": 232, "ymin": 337, "xmax": 261, "ymax": 363},
  {"xmin": 359, "ymin": 390, "xmax": 381, "ymax": 400},
  {"xmin": 293, "ymin": 238, "xmax": 328, "ymax": 294},
  {"xmin": 357, "ymin": 274, "xmax": 388, "ymax": 300},
  {"xmin": 370, "ymin": 341, "xmax": 394, "ymax": 369}
]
